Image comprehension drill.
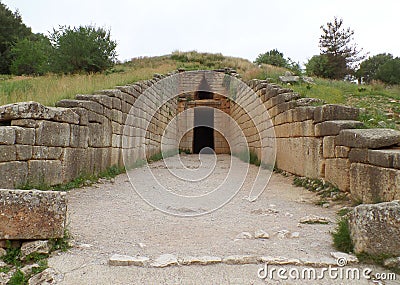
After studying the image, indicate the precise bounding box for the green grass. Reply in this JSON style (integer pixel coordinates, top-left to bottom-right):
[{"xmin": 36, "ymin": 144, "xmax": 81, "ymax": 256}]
[
  {"xmin": 234, "ymin": 150, "xmax": 261, "ymax": 166},
  {"xmin": 332, "ymin": 218, "xmax": 354, "ymax": 253},
  {"xmin": 7, "ymin": 270, "xmax": 27, "ymax": 285},
  {"xmin": 18, "ymin": 165, "xmax": 126, "ymax": 191}
]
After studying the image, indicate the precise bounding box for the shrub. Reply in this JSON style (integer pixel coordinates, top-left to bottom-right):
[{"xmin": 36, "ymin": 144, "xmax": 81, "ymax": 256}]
[{"xmin": 50, "ymin": 25, "xmax": 117, "ymax": 74}]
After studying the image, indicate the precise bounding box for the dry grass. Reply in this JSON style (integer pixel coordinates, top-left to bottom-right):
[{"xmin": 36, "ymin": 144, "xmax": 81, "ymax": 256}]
[{"xmin": 0, "ymin": 61, "xmax": 177, "ymax": 106}]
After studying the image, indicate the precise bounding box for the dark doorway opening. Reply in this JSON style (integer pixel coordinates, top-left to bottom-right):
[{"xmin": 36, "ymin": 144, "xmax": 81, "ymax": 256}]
[
  {"xmin": 193, "ymin": 108, "xmax": 214, "ymax": 154},
  {"xmin": 196, "ymin": 91, "xmax": 213, "ymax": 100}
]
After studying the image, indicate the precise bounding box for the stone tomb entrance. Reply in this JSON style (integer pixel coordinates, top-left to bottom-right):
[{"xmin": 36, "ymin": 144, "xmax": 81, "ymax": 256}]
[
  {"xmin": 178, "ymin": 94, "xmax": 230, "ymax": 155},
  {"xmin": 193, "ymin": 107, "xmax": 214, "ymax": 154}
]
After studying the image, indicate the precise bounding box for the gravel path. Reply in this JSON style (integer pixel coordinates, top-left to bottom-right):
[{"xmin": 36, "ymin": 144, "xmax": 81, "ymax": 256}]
[{"xmin": 48, "ymin": 155, "xmax": 398, "ymax": 284}]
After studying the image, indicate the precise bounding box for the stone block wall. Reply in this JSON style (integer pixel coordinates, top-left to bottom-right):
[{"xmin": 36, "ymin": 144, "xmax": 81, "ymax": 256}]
[
  {"xmin": 244, "ymin": 79, "xmax": 400, "ymax": 203},
  {"xmin": 0, "ymin": 75, "xmax": 178, "ymax": 191}
]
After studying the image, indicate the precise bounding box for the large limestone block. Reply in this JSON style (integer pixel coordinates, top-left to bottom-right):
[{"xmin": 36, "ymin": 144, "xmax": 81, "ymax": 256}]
[
  {"xmin": 323, "ymin": 136, "xmax": 336, "ymax": 158},
  {"xmin": 368, "ymin": 149, "xmax": 400, "ymax": 169},
  {"xmin": 0, "ymin": 161, "xmax": 28, "ymax": 189},
  {"xmin": 314, "ymin": 104, "xmax": 359, "ymax": 123},
  {"xmin": 14, "ymin": 127, "xmax": 35, "ymax": 145},
  {"xmin": 0, "ymin": 145, "xmax": 16, "ymax": 162},
  {"xmin": 325, "ymin": 158, "xmax": 351, "ymax": 191},
  {"xmin": 62, "ymin": 148, "xmax": 89, "ymax": 181},
  {"xmin": 0, "ymin": 126, "xmax": 16, "ymax": 144},
  {"xmin": 315, "ymin": 120, "xmax": 365, "ymax": 137},
  {"xmin": 350, "ymin": 163, "xmax": 400, "ymax": 203},
  {"xmin": 0, "ymin": 189, "xmax": 67, "ymax": 239},
  {"xmin": 336, "ymin": 128, "xmax": 400, "ymax": 148},
  {"xmin": 28, "ymin": 160, "xmax": 63, "ymax": 186},
  {"xmin": 56, "ymin": 99, "xmax": 104, "ymax": 116},
  {"xmin": 35, "ymin": 121, "xmax": 70, "ymax": 147},
  {"xmin": 75, "ymin": 94, "xmax": 113, "ymax": 109},
  {"xmin": 0, "ymin": 101, "xmax": 79, "ymax": 124},
  {"xmin": 349, "ymin": 201, "xmax": 400, "ymax": 256},
  {"xmin": 70, "ymin": 125, "xmax": 89, "ymax": 148},
  {"xmin": 276, "ymin": 137, "xmax": 323, "ymax": 178}
]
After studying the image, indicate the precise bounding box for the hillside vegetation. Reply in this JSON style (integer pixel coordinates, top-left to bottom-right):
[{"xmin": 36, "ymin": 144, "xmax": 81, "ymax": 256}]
[{"xmin": 0, "ymin": 51, "xmax": 399, "ymax": 129}]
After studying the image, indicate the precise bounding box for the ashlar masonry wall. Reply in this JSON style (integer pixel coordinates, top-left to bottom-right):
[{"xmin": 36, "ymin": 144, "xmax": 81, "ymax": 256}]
[{"xmin": 244, "ymin": 79, "xmax": 400, "ymax": 203}]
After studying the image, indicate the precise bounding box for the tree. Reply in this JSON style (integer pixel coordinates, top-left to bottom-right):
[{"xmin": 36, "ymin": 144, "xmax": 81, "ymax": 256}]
[
  {"xmin": 255, "ymin": 49, "xmax": 287, "ymax": 67},
  {"xmin": 305, "ymin": 54, "xmax": 334, "ymax": 78},
  {"xmin": 0, "ymin": 2, "xmax": 32, "ymax": 73},
  {"xmin": 10, "ymin": 34, "xmax": 52, "ymax": 75},
  {"xmin": 319, "ymin": 17, "xmax": 365, "ymax": 79},
  {"xmin": 357, "ymin": 53, "xmax": 393, "ymax": 83},
  {"xmin": 50, "ymin": 25, "xmax": 117, "ymax": 73},
  {"xmin": 375, "ymin": 57, "xmax": 400, "ymax": 85}
]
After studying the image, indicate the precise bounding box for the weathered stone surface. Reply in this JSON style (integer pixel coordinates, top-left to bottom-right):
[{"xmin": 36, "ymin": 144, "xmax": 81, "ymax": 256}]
[
  {"xmin": 383, "ymin": 257, "xmax": 400, "ymax": 269},
  {"xmin": 21, "ymin": 240, "xmax": 50, "ymax": 259},
  {"xmin": 254, "ymin": 229, "xmax": 270, "ymax": 239},
  {"xmin": 325, "ymin": 158, "xmax": 351, "ymax": 192},
  {"xmin": 70, "ymin": 125, "xmax": 88, "ymax": 148},
  {"xmin": 150, "ymin": 254, "xmax": 178, "ymax": 268},
  {"xmin": 21, "ymin": 264, "xmax": 41, "ymax": 276},
  {"xmin": 336, "ymin": 128, "xmax": 400, "ymax": 148},
  {"xmin": 0, "ymin": 161, "xmax": 28, "ymax": 188},
  {"xmin": 260, "ymin": 256, "xmax": 302, "ymax": 265},
  {"xmin": 36, "ymin": 121, "xmax": 70, "ymax": 147},
  {"xmin": 0, "ymin": 248, "xmax": 6, "ymax": 257},
  {"xmin": 323, "ymin": 136, "xmax": 335, "ymax": 158},
  {"xmin": 0, "ymin": 126, "xmax": 15, "ymax": 144},
  {"xmin": 28, "ymin": 160, "xmax": 63, "ymax": 186},
  {"xmin": 15, "ymin": 127, "xmax": 35, "ymax": 145},
  {"xmin": 300, "ymin": 215, "xmax": 331, "ymax": 224},
  {"xmin": 315, "ymin": 120, "xmax": 365, "ymax": 137},
  {"xmin": 279, "ymin": 75, "xmax": 300, "ymax": 84},
  {"xmin": 295, "ymin": 98, "xmax": 323, "ymax": 107},
  {"xmin": 291, "ymin": 106, "xmax": 315, "ymax": 122},
  {"xmin": 56, "ymin": 99, "xmax": 104, "ymax": 115},
  {"xmin": 11, "ymin": 119, "xmax": 38, "ymax": 128},
  {"xmin": 314, "ymin": 104, "xmax": 359, "ymax": 123},
  {"xmin": 335, "ymin": 146, "xmax": 350, "ymax": 158},
  {"xmin": 368, "ymin": 148, "xmax": 400, "ymax": 169},
  {"xmin": 109, "ymin": 254, "xmax": 149, "ymax": 266},
  {"xmin": 234, "ymin": 231, "xmax": 253, "ymax": 240},
  {"xmin": 0, "ymin": 101, "xmax": 79, "ymax": 124},
  {"xmin": 16, "ymin": 145, "xmax": 33, "ymax": 160},
  {"xmin": 348, "ymin": 148, "xmax": 368, "ymax": 163},
  {"xmin": 32, "ymin": 146, "xmax": 63, "ymax": 160},
  {"xmin": 28, "ymin": 267, "xmax": 63, "ymax": 285},
  {"xmin": 0, "ymin": 189, "xmax": 67, "ymax": 239},
  {"xmin": 222, "ymin": 255, "xmax": 259, "ymax": 265},
  {"xmin": 76, "ymin": 94, "xmax": 113, "ymax": 109},
  {"xmin": 179, "ymin": 256, "xmax": 222, "ymax": 265},
  {"xmin": 350, "ymin": 163, "xmax": 400, "ymax": 203},
  {"xmin": 330, "ymin": 252, "xmax": 358, "ymax": 264},
  {"xmin": 62, "ymin": 148, "xmax": 89, "ymax": 182},
  {"xmin": 276, "ymin": 137, "xmax": 323, "ymax": 178},
  {"xmin": 349, "ymin": 201, "xmax": 400, "ymax": 256},
  {"xmin": 0, "ymin": 145, "xmax": 16, "ymax": 162}
]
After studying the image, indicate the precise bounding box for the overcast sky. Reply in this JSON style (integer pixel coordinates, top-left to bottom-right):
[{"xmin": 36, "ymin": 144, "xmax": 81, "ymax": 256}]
[{"xmin": 3, "ymin": 0, "xmax": 400, "ymax": 64}]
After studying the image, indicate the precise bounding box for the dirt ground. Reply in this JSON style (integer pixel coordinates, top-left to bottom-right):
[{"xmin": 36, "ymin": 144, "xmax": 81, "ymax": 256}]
[{"xmin": 48, "ymin": 155, "xmax": 399, "ymax": 285}]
